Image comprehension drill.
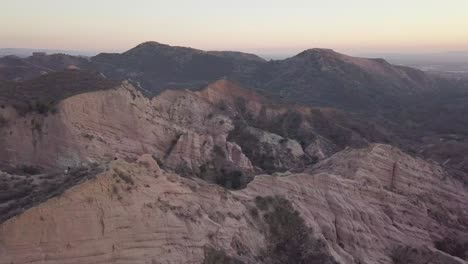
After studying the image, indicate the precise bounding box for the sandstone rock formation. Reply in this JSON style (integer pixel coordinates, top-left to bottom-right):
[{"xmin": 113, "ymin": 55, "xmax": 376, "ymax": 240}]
[
  {"xmin": 0, "ymin": 81, "xmax": 251, "ymax": 175},
  {"xmin": 0, "ymin": 79, "xmax": 380, "ymax": 182},
  {"xmin": 0, "ymin": 72, "xmax": 466, "ymax": 263},
  {"xmin": 0, "ymin": 144, "xmax": 466, "ymax": 264},
  {"xmin": 2, "ymin": 42, "xmax": 468, "ymax": 175}
]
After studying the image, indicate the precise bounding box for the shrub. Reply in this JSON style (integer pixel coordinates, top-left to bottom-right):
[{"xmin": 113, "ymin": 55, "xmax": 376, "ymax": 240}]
[
  {"xmin": 199, "ymin": 161, "xmax": 248, "ymax": 190},
  {"xmin": 389, "ymin": 246, "xmax": 405, "ymax": 264},
  {"xmin": 31, "ymin": 120, "xmax": 43, "ymax": 132},
  {"xmin": 174, "ymin": 163, "xmax": 192, "ymax": 177},
  {"xmin": 203, "ymin": 247, "xmax": 244, "ymax": 264},
  {"xmin": 255, "ymin": 196, "xmax": 337, "ymax": 264},
  {"xmin": 234, "ymin": 97, "xmax": 247, "ymax": 115},
  {"xmin": 18, "ymin": 165, "xmax": 42, "ymax": 175},
  {"xmin": 213, "ymin": 145, "xmax": 226, "ymax": 158},
  {"xmin": 249, "ymin": 207, "xmax": 259, "ymax": 218},
  {"xmin": 434, "ymin": 237, "xmax": 468, "ymax": 259},
  {"xmin": 228, "ymin": 170, "xmax": 243, "ymax": 189},
  {"xmin": 115, "ymin": 169, "xmax": 134, "ymax": 185},
  {"xmin": 217, "ymin": 100, "xmax": 228, "ymax": 111},
  {"xmin": 0, "ymin": 115, "xmax": 7, "ymax": 126},
  {"xmin": 152, "ymin": 154, "xmax": 164, "ymax": 167},
  {"xmin": 26, "ymin": 101, "xmax": 57, "ymax": 115},
  {"xmin": 255, "ymin": 196, "xmax": 274, "ymax": 211},
  {"xmin": 81, "ymin": 133, "xmax": 94, "ymax": 140}
]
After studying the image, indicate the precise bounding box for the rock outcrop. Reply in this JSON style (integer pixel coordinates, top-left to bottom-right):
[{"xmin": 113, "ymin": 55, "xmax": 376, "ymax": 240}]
[
  {"xmin": 1, "ymin": 42, "xmax": 467, "ymax": 264},
  {"xmin": 2, "ymin": 42, "xmax": 468, "ymax": 175},
  {"xmin": 0, "ymin": 74, "xmax": 466, "ymax": 263},
  {"xmin": 0, "ymin": 79, "xmax": 382, "ymax": 181},
  {"xmin": 0, "ymin": 81, "xmax": 252, "ymax": 177},
  {"xmin": 0, "ymin": 145, "xmax": 466, "ymax": 264}
]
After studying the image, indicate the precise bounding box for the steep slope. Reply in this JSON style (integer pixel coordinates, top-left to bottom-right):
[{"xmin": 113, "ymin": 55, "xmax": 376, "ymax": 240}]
[
  {"xmin": 1, "ymin": 42, "xmax": 436, "ymax": 110},
  {"xmin": 92, "ymin": 41, "xmax": 265, "ymax": 91},
  {"xmin": 197, "ymin": 80, "xmax": 391, "ymax": 171},
  {"xmin": 0, "ymin": 80, "xmax": 253, "ymax": 186},
  {"xmin": 0, "ymin": 70, "xmax": 119, "ymax": 113},
  {"xmin": 0, "ymin": 145, "xmax": 466, "ymax": 264},
  {"xmin": 0, "ymin": 77, "xmax": 386, "ymax": 182},
  {"xmin": 240, "ymin": 48, "xmax": 435, "ymax": 112},
  {"xmin": 90, "ymin": 42, "xmax": 438, "ymax": 114},
  {"xmin": 3, "ymin": 42, "xmax": 466, "ymax": 173},
  {"xmin": 0, "ymin": 44, "xmax": 467, "ymax": 263},
  {"xmin": 392, "ymin": 79, "xmax": 468, "ymax": 172},
  {"xmin": 0, "ymin": 42, "xmax": 453, "ymax": 115}
]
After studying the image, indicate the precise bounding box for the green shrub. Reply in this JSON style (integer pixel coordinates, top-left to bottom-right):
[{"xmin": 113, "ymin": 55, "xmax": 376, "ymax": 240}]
[
  {"xmin": 203, "ymin": 247, "xmax": 244, "ymax": 264},
  {"xmin": 255, "ymin": 196, "xmax": 274, "ymax": 211},
  {"xmin": 255, "ymin": 196, "xmax": 337, "ymax": 264},
  {"xmin": 198, "ymin": 161, "xmax": 248, "ymax": 190},
  {"xmin": 213, "ymin": 145, "xmax": 226, "ymax": 158},
  {"xmin": 434, "ymin": 238, "xmax": 468, "ymax": 260},
  {"xmin": 26, "ymin": 101, "xmax": 57, "ymax": 115},
  {"xmin": 249, "ymin": 207, "xmax": 259, "ymax": 218},
  {"xmin": 18, "ymin": 165, "xmax": 42, "ymax": 175},
  {"xmin": 152, "ymin": 154, "xmax": 164, "ymax": 167},
  {"xmin": 0, "ymin": 115, "xmax": 7, "ymax": 126},
  {"xmin": 81, "ymin": 133, "xmax": 94, "ymax": 140},
  {"xmin": 217, "ymin": 100, "xmax": 228, "ymax": 111}
]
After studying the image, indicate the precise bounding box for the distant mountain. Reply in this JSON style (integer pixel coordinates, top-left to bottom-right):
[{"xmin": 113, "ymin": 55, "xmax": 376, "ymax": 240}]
[
  {"xmin": 0, "ymin": 70, "xmax": 119, "ymax": 112},
  {"xmin": 361, "ymin": 51, "xmax": 468, "ymax": 75},
  {"xmin": 0, "ymin": 53, "xmax": 95, "ymax": 82},
  {"xmin": 91, "ymin": 42, "xmax": 438, "ymax": 114},
  {"xmin": 1, "ymin": 42, "xmax": 440, "ymax": 113},
  {"xmin": 1, "ymin": 41, "xmax": 467, "ymax": 171},
  {"xmin": 92, "ymin": 41, "xmax": 265, "ymax": 90},
  {"xmin": 0, "ymin": 48, "xmax": 97, "ymax": 58},
  {"xmin": 0, "ymin": 42, "xmax": 467, "ymax": 263},
  {"xmin": 237, "ymin": 48, "xmax": 435, "ymax": 112},
  {"xmin": 0, "ymin": 77, "xmax": 466, "ymax": 264}
]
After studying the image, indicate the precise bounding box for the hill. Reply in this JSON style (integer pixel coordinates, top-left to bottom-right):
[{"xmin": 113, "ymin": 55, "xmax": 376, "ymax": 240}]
[{"xmin": 0, "ymin": 43, "xmax": 467, "ymax": 263}]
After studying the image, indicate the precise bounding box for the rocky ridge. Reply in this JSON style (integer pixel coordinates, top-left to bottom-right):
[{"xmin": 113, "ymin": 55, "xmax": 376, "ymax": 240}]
[
  {"xmin": 0, "ymin": 79, "xmax": 382, "ymax": 183},
  {"xmin": 0, "ymin": 144, "xmax": 466, "ymax": 264},
  {"xmin": 0, "ymin": 43, "xmax": 467, "ymax": 263}
]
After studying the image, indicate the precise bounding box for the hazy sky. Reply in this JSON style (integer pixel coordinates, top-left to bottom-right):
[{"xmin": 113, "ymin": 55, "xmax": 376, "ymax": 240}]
[{"xmin": 1, "ymin": 0, "xmax": 467, "ymax": 55}]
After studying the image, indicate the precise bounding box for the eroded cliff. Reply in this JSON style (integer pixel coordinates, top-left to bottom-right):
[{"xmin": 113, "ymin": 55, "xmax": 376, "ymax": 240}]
[{"xmin": 0, "ymin": 145, "xmax": 466, "ymax": 264}]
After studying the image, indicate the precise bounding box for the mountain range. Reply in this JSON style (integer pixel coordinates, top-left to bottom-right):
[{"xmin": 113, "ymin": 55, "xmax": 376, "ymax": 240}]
[
  {"xmin": 0, "ymin": 41, "xmax": 466, "ymax": 264},
  {"xmin": 1, "ymin": 41, "xmax": 467, "ymax": 171}
]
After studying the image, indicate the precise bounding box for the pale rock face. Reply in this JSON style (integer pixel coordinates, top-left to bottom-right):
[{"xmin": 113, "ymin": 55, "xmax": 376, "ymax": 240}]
[
  {"xmin": 163, "ymin": 131, "xmax": 253, "ymax": 173},
  {"xmin": 0, "ymin": 156, "xmax": 265, "ymax": 264},
  {"xmin": 0, "ymin": 79, "xmax": 357, "ymax": 178},
  {"xmin": 0, "ymin": 82, "xmax": 253, "ymax": 174},
  {"xmin": 1, "ymin": 145, "xmax": 466, "ymax": 264},
  {"xmin": 244, "ymin": 126, "xmax": 304, "ymax": 157},
  {"xmin": 234, "ymin": 125, "xmax": 309, "ymax": 172}
]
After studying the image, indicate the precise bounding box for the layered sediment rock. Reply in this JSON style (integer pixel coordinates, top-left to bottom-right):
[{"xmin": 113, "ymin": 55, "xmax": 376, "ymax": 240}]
[
  {"xmin": 1, "ymin": 145, "xmax": 466, "ymax": 264},
  {"xmin": 0, "ymin": 81, "xmax": 252, "ymax": 175}
]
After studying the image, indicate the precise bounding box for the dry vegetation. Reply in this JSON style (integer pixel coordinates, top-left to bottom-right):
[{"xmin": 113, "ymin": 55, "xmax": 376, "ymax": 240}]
[
  {"xmin": 253, "ymin": 196, "xmax": 338, "ymax": 264},
  {"xmin": 0, "ymin": 164, "xmax": 103, "ymax": 223}
]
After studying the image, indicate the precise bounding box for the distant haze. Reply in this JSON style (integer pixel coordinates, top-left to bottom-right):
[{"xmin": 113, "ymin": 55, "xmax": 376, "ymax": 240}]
[{"xmin": 1, "ymin": 0, "xmax": 467, "ymax": 55}]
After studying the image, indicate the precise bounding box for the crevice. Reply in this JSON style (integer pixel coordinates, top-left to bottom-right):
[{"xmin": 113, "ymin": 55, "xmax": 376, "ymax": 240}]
[
  {"xmin": 390, "ymin": 162, "xmax": 398, "ymax": 190},
  {"xmin": 164, "ymin": 133, "xmax": 183, "ymax": 159}
]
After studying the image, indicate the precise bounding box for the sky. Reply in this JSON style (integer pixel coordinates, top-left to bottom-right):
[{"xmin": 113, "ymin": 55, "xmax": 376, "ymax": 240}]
[{"xmin": 1, "ymin": 0, "xmax": 468, "ymax": 56}]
